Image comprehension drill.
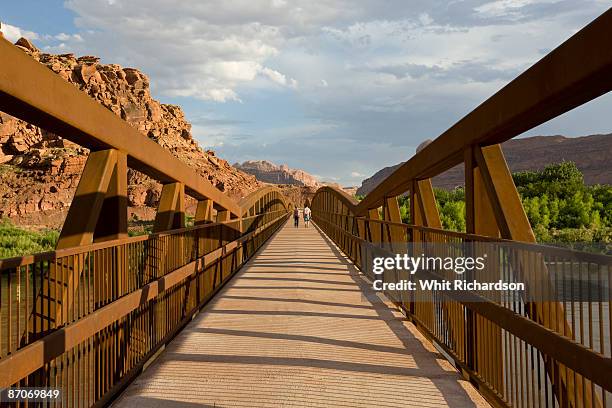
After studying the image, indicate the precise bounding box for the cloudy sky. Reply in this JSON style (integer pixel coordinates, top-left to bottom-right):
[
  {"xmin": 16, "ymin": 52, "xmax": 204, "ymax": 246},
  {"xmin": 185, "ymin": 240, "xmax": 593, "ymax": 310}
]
[{"xmin": 2, "ymin": 0, "xmax": 611, "ymax": 185}]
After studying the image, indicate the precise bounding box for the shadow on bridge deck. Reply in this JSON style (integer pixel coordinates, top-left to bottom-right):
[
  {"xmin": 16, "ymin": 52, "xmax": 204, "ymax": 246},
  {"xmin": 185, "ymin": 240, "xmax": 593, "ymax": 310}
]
[{"xmin": 113, "ymin": 221, "xmax": 489, "ymax": 407}]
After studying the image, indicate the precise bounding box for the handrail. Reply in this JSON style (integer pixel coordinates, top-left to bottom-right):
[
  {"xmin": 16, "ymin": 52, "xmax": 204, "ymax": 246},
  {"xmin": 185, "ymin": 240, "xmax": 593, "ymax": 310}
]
[
  {"xmin": 314, "ymin": 217, "xmax": 612, "ymax": 392},
  {"xmin": 313, "ymin": 211, "xmax": 612, "ymax": 407},
  {"xmin": 0, "ymin": 210, "xmax": 288, "ymax": 270},
  {"xmin": 0, "ymin": 208, "xmax": 289, "ymax": 406},
  {"xmin": 0, "ymin": 211, "xmax": 288, "ymax": 388},
  {"xmin": 316, "ymin": 210, "xmax": 612, "ymax": 264}
]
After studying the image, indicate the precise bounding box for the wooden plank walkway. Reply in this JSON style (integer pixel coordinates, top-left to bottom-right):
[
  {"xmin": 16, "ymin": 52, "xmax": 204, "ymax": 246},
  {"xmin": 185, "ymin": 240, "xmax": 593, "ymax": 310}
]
[{"xmin": 113, "ymin": 221, "xmax": 489, "ymax": 407}]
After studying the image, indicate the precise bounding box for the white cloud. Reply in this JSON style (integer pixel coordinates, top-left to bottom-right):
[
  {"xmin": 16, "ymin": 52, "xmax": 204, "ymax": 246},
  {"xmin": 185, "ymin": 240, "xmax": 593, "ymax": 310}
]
[
  {"xmin": 168, "ymin": 86, "xmax": 241, "ymax": 103},
  {"xmin": 54, "ymin": 0, "xmax": 309, "ymax": 101},
  {"xmin": 1, "ymin": 22, "xmax": 39, "ymax": 42},
  {"xmin": 260, "ymin": 67, "xmax": 298, "ymax": 88},
  {"xmin": 42, "ymin": 0, "xmax": 605, "ymax": 110},
  {"xmin": 475, "ymin": 0, "xmax": 561, "ymax": 19},
  {"xmin": 53, "ymin": 32, "xmax": 84, "ymax": 42},
  {"xmin": 418, "ymin": 13, "xmax": 433, "ymax": 25}
]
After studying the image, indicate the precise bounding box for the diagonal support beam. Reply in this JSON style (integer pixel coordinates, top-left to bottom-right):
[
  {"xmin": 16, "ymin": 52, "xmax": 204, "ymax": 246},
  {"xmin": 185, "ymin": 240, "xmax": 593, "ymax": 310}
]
[
  {"xmin": 153, "ymin": 182, "xmax": 185, "ymax": 232},
  {"xmin": 465, "ymin": 146, "xmax": 499, "ymax": 237},
  {"xmin": 94, "ymin": 151, "xmax": 128, "ymax": 242},
  {"xmin": 410, "ymin": 178, "xmax": 441, "ymax": 243},
  {"xmin": 216, "ymin": 210, "xmax": 230, "ymax": 223},
  {"xmin": 415, "ymin": 179, "xmax": 442, "ymax": 229},
  {"xmin": 367, "ymin": 208, "xmax": 381, "ymax": 243},
  {"xmin": 473, "ymin": 144, "xmax": 534, "ymax": 241},
  {"xmin": 29, "ymin": 149, "xmax": 127, "ymax": 337},
  {"xmin": 57, "ymin": 149, "xmax": 119, "ymax": 249},
  {"xmin": 382, "ymin": 196, "xmax": 406, "ymax": 245},
  {"xmin": 195, "ymin": 199, "xmax": 214, "ymax": 224}
]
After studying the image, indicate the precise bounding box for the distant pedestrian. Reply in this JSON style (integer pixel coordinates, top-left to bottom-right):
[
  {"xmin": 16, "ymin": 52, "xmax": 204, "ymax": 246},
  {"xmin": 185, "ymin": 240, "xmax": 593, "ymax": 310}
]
[
  {"xmin": 293, "ymin": 207, "xmax": 300, "ymax": 228},
  {"xmin": 303, "ymin": 206, "xmax": 311, "ymax": 228}
]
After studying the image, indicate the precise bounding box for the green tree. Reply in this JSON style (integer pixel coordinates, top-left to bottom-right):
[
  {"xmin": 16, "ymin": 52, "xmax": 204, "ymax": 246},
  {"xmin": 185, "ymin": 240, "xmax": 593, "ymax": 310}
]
[
  {"xmin": 514, "ymin": 161, "xmax": 583, "ymax": 198},
  {"xmin": 439, "ymin": 200, "xmax": 466, "ymax": 232}
]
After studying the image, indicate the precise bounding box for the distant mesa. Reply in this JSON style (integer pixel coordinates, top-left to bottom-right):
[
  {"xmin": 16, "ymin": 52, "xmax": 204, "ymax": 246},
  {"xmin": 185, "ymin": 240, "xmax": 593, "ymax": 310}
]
[
  {"xmin": 357, "ymin": 134, "xmax": 612, "ymax": 196},
  {"xmin": 234, "ymin": 160, "xmax": 321, "ymax": 188}
]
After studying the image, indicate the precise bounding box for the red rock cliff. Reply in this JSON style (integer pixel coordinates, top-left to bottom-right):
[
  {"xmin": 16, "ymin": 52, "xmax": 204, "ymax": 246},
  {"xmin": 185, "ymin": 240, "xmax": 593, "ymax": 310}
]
[{"xmin": 0, "ymin": 37, "xmax": 263, "ymax": 228}]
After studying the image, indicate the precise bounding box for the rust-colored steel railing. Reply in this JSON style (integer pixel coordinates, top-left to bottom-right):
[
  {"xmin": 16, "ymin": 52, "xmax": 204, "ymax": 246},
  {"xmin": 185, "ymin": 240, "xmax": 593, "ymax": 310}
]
[
  {"xmin": 313, "ymin": 211, "xmax": 612, "ymax": 408},
  {"xmin": 312, "ymin": 7, "xmax": 612, "ymax": 408},
  {"xmin": 0, "ymin": 210, "xmax": 288, "ymax": 407}
]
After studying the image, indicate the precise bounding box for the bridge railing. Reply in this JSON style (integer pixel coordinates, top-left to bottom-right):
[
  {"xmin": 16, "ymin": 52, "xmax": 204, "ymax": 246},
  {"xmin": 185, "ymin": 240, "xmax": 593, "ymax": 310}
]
[
  {"xmin": 0, "ymin": 209, "xmax": 288, "ymax": 406},
  {"xmin": 314, "ymin": 207, "xmax": 612, "ymax": 408},
  {"xmin": 312, "ymin": 8, "xmax": 612, "ymax": 408}
]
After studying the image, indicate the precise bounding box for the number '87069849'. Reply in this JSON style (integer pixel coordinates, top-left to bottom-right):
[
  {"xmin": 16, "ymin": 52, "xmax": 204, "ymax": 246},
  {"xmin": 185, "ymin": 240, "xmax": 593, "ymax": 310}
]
[{"xmin": 1, "ymin": 387, "xmax": 61, "ymax": 402}]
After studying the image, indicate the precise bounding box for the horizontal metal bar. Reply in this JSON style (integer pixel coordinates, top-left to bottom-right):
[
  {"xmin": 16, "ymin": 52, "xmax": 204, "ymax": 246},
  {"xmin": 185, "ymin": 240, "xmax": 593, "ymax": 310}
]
[
  {"xmin": 317, "ymin": 207, "xmax": 612, "ymax": 264},
  {"xmin": 0, "ymin": 209, "xmax": 288, "ymax": 269},
  {"xmin": 93, "ymin": 215, "xmax": 289, "ymax": 407}
]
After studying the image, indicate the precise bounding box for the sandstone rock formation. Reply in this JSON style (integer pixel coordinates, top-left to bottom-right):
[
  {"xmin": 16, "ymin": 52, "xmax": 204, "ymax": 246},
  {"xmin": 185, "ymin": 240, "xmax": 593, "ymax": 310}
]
[
  {"xmin": 356, "ymin": 134, "xmax": 612, "ymax": 196},
  {"xmin": 0, "ymin": 37, "xmax": 264, "ymax": 228},
  {"xmin": 234, "ymin": 160, "xmax": 321, "ymax": 188}
]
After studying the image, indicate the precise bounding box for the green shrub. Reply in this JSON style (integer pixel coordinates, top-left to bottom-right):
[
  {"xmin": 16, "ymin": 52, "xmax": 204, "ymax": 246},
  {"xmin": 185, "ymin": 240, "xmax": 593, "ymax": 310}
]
[
  {"xmin": 439, "ymin": 200, "xmax": 466, "ymax": 232},
  {"xmin": 513, "ymin": 161, "xmax": 584, "ymax": 198},
  {"xmin": 0, "ymin": 220, "xmax": 59, "ymax": 259}
]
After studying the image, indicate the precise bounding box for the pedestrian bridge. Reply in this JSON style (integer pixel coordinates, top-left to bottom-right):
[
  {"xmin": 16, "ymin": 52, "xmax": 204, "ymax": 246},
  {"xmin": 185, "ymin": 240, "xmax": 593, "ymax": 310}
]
[
  {"xmin": 113, "ymin": 222, "xmax": 487, "ymax": 407},
  {"xmin": 1, "ymin": 8, "xmax": 612, "ymax": 408}
]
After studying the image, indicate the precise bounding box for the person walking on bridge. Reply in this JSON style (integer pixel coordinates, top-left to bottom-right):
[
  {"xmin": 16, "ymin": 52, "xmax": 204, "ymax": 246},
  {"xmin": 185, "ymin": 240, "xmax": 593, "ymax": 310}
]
[
  {"xmin": 293, "ymin": 207, "xmax": 300, "ymax": 228},
  {"xmin": 303, "ymin": 205, "xmax": 311, "ymax": 228}
]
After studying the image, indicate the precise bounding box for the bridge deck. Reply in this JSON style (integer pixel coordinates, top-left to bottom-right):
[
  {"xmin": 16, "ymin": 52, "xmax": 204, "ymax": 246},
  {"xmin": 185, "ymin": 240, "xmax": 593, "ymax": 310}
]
[{"xmin": 113, "ymin": 221, "xmax": 488, "ymax": 407}]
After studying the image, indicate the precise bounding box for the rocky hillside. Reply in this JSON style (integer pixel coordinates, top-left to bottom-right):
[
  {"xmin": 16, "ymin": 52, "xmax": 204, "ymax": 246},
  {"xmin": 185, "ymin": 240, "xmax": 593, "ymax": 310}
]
[
  {"xmin": 0, "ymin": 37, "xmax": 263, "ymax": 228},
  {"xmin": 234, "ymin": 160, "xmax": 321, "ymax": 188},
  {"xmin": 357, "ymin": 134, "xmax": 612, "ymax": 196}
]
